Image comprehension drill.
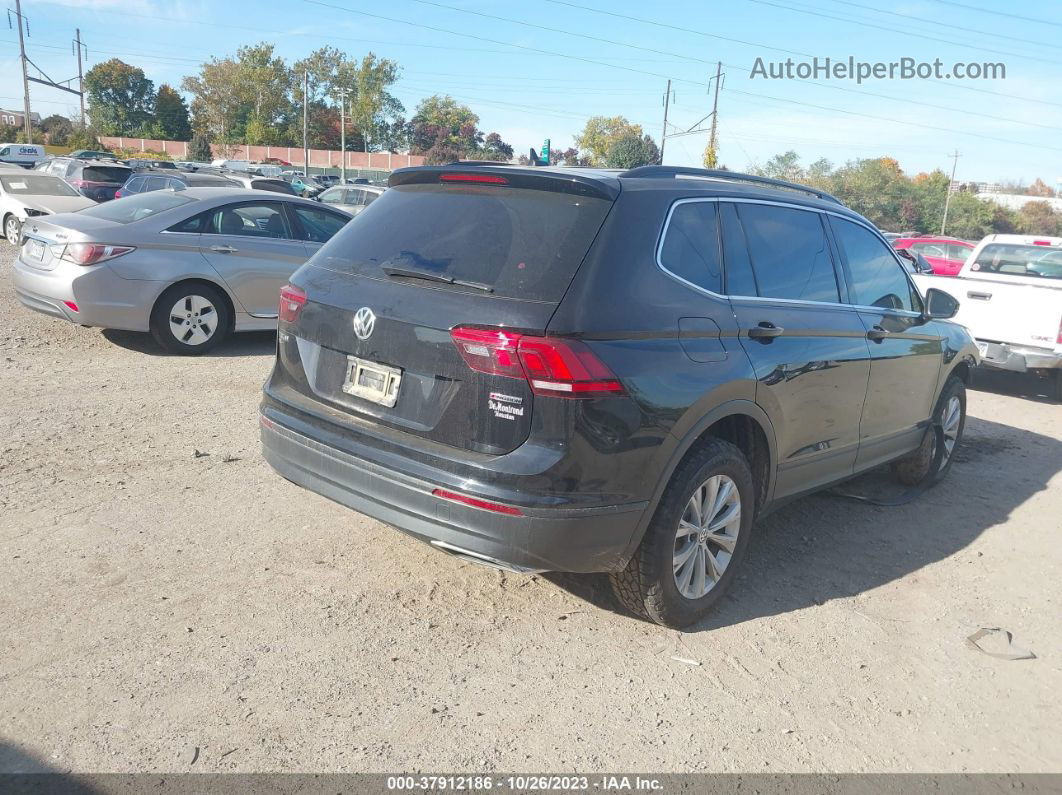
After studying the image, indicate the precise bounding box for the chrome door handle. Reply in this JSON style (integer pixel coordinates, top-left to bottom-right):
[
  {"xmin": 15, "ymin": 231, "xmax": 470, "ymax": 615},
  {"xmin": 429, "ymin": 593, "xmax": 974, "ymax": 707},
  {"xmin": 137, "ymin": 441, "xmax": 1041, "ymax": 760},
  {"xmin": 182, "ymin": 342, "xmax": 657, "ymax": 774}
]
[
  {"xmin": 967, "ymin": 291, "xmax": 991, "ymax": 301},
  {"xmin": 210, "ymin": 244, "xmax": 237, "ymax": 253},
  {"xmin": 867, "ymin": 326, "xmax": 889, "ymax": 342}
]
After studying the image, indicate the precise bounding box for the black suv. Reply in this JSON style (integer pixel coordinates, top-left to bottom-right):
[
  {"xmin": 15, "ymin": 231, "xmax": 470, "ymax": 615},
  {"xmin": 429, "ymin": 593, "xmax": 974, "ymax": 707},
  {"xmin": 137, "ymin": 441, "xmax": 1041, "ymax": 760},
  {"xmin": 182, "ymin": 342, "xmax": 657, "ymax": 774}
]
[
  {"xmin": 33, "ymin": 157, "xmax": 133, "ymax": 202},
  {"xmin": 259, "ymin": 164, "xmax": 977, "ymax": 628}
]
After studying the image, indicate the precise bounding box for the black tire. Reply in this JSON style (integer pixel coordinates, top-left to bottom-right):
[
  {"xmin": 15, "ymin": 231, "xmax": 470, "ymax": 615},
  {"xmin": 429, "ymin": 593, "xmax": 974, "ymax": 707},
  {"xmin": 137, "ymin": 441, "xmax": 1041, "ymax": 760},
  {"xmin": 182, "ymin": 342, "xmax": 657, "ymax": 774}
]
[
  {"xmin": 149, "ymin": 282, "xmax": 232, "ymax": 355},
  {"xmin": 891, "ymin": 375, "xmax": 966, "ymax": 487},
  {"xmin": 610, "ymin": 438, "xmax": 756, "ymax": 629}
]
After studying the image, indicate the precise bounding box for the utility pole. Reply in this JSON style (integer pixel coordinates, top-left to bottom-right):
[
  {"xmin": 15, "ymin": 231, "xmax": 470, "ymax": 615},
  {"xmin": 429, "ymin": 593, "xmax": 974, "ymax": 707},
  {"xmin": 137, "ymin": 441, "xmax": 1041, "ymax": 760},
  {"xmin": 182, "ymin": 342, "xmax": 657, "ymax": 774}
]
[
  {"xmin": 302, "ymin": 71, "xmax": 309, "ymax": 175},
  {"xmin": 659, "ymin": 79, "xmax": 671, "ymax": 164},
  {"xmin": 707, "ymin": 61, "xmax": 722, "ymax": 167},
  {"xmin": 338, "ymin": 88, "xmax": 347, "ymax": 184},
  {"xmin": 941, "ymin": 149, "xmax": 961, "ymax": 236},
  {"xmin": 14, "ymin": 0, "xmax": 32, "ymax": 143},
  {"xmin": 74, "ymin": 28, "xmax": 86, "ymax": 122}
]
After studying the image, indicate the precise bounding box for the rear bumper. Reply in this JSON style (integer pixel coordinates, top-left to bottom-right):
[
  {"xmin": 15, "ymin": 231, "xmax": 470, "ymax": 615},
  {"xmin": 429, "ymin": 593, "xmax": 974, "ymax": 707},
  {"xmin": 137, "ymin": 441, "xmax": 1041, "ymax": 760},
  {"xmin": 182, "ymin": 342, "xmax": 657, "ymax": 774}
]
[
  {"xmin": 259, "ymin": 409, "xmax": 646, "ymax": 574},
  {"xmin": 976, "ymin": 340, "xmax": 1062, "ymax": 372},
  {"xmin": 12, "ymin": 255, "xmax": 156, "ymax": 331}
]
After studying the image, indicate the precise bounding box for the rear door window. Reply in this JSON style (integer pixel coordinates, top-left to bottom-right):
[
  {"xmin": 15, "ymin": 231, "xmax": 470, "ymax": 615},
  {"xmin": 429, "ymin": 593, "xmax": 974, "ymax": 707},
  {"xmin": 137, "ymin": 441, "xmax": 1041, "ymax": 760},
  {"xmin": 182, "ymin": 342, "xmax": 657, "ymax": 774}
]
[
  {"xmin": 736, "ymin": 203, "xmax": 840, "ymax": 303},
  {"xmin": 209, "ymin": 202, "xmax": 292, "ymax": 239},
  {"xmin": 658, "ymin": 200, "xmax": 722, "ymax": 294},
  {"xmin": 292, "ymin": 205, "xmax": 349, "ymax": 243},
  {"xmin": 312, "ymin": 183, "xmax": 613, "ymax": 301},
  {"xmin": 719, "ymin": 202, "xmax": 758, "ymax": 296},
  {"xmin": 831, "ymin": 217, "xmax": 921, "ymax": 311}
]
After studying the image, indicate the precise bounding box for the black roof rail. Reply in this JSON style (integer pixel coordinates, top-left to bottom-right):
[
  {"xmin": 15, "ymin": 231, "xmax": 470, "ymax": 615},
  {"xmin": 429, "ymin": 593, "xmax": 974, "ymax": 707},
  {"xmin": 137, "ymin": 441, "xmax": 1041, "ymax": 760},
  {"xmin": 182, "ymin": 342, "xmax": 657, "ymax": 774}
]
[{"xmin": 619, "ymin": 165, "xmax": 843, "ymax": 205}]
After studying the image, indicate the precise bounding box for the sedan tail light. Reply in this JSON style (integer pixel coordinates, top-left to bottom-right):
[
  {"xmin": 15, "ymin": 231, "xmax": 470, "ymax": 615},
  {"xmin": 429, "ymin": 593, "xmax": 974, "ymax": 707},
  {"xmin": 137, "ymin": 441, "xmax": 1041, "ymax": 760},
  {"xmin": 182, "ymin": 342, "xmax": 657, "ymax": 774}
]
[
  {"xmin": 451, "ymin": 327, "xmax": 624, "ymax": 398},
  {"xmin": 279, "ymin": 284, "xmax": 306, "ymax": 324},
  {"xmin": 54, "ymin": 243, "xmax": 135, "ymax": 266},
  {"xmin": 1057, "ymin": 315, "xmax": 1062, "ymax": 346}
]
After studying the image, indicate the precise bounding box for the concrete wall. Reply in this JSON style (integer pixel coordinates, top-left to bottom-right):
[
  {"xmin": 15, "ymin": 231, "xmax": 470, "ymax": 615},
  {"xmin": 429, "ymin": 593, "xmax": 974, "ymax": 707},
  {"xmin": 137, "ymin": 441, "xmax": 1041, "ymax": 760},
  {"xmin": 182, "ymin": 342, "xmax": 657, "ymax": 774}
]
[{"xmin": 97, "ymin": 137, "xmax": 425, "ymax": 169}]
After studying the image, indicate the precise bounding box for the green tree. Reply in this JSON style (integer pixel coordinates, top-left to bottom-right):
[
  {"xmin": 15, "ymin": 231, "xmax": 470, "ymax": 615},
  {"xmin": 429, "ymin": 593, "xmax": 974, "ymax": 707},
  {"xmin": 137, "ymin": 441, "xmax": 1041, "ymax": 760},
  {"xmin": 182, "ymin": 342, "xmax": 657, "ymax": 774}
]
[
  {"xmin": 40, "ymin": 114, "xmax": 73, "ymax": 145},
  {"xmin": 605, "ymin": 133, "xmax": 659, "ymax": 169},
  {"xmin": 155, "ymin": 84, "xmax": 192, "ymax": 140},
  {"xmin": 85, "ymin": 58, "xmax": 156, "ymax": 135},
  {"xmin": 347, "ymin": 53, "xmax": 403, "ymax": 152},
  {"xmin": 575, "ymin": 116, "xmax": 643, "ymax": 166},
  {"xmin": 183, "ymin": 57, "xmax": 242, "ymax": 142},
  {"xmin": 188, "ymin": 132, "xmax": 213, "ymax": 162}
]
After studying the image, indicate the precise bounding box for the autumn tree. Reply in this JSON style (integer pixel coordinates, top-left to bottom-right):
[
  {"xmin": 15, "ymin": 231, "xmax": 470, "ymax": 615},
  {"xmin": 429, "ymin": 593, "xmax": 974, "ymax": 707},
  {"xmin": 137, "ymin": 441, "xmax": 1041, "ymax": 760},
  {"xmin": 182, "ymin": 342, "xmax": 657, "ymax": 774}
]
[
  {"xmin": 85, "ymin": 59, "xmax": 156, "ymax": 135},
  {"xmin": 575, "ymin": 116, "xmax": 644, "ymax": 166},
  {"xmin": 40, "ymin": 114, "xmax": 73, "ymax": 145}
]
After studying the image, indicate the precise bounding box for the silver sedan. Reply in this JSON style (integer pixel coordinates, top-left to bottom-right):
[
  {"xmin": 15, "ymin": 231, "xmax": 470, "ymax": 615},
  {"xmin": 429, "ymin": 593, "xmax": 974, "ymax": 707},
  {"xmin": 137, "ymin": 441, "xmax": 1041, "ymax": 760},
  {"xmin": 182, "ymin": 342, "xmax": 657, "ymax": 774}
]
[{"xmin": 12, "ymin": 188, "xmax": 351, "ymax": 354}]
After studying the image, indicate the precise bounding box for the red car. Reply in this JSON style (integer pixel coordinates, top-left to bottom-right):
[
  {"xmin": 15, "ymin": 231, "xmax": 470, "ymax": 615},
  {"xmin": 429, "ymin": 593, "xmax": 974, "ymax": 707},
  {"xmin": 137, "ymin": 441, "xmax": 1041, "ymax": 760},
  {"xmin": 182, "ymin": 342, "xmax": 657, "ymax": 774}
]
[{"xmin": 892, "ymin": 236, "xmax": 974, "ymax": 276}]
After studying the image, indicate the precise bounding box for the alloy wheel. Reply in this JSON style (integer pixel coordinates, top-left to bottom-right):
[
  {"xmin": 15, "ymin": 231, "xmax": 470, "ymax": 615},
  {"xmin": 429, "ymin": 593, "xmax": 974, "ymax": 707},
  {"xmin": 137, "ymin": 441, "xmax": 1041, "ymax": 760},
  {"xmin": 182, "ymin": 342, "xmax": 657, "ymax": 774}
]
[
  {"xmin": 673, "ymin": 474, "xmax": 741, "ymax": 600},
  {"xmin": 168, "ymin": 295, "xmax": 218, "ymax": 346},
  {"xmin": 940, "ymin": 395, "xmax": 962, "ymax": 465},
  {"xmin": 5, "ymin": 217, "xmax": 20, "ymax": 245}
]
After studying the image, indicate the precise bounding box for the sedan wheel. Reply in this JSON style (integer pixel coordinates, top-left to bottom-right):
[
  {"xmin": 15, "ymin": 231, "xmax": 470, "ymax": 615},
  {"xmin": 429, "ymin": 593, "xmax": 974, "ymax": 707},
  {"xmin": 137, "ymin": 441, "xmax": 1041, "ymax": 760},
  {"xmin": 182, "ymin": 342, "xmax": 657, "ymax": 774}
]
[
  {"xmin": 940, "ymin": 394, "xmax": 962, "ymax": 467},
  {"xmin": 5, "ymin": 216, "xmax": 21, "ymax": 245},
  {"xmin": 149, "ymin": 282, "xmax": 232, "ymax": 355},
  {"xmin": 168, "ymin": 294, "xmax": 218, "ymax": 346}
]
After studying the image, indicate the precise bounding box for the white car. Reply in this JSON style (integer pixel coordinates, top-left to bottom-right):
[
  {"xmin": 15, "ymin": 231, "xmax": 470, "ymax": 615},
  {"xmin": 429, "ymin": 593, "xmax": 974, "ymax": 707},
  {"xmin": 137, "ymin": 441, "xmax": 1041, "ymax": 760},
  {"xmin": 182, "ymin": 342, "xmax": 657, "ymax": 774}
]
[
  {"xmin": 913, "ymin": 233, "xmax": 1062, "ymax": 399},
  {"xmin": 0, "ymin": 170, "xmax": 95, "ymax": 244}
]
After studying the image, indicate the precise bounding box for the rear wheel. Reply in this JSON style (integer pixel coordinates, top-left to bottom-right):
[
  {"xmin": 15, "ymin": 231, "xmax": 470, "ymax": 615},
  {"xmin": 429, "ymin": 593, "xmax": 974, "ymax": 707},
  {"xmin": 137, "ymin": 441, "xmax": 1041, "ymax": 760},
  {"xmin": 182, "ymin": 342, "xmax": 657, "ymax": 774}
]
[
  {"xmin": 892, "ymin": 375, "xmax": 966, "ymax": 487},
  {"xmin": 610, "ymin": 439, "xmax": 755, "ymax": 629},
  {"xmin": 4, "ymin": 214, "xmax": 21, "ymax": 245},
  {"xmin": 149, "ymin": 283, "xmax": 232, "ymax": 355}
]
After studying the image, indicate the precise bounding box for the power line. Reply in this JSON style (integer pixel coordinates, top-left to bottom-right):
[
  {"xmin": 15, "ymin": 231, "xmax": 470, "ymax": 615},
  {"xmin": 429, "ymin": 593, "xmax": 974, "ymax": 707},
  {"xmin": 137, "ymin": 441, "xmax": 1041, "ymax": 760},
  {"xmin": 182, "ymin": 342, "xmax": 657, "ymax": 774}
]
[
  {"xmin": 542, "ymin": 0, "xmax": 1062, "ymax": 109},
  {"xmin": 928, "ymin": 0, "xmax": 1062, "ymax": 28},
  {"xmin": 742, "ymin": 0, "xmax": 1062, "ymax": 67},
  {"xmin": 822, "ymin": 0, "xmax": 1060, "ymax": 50}
]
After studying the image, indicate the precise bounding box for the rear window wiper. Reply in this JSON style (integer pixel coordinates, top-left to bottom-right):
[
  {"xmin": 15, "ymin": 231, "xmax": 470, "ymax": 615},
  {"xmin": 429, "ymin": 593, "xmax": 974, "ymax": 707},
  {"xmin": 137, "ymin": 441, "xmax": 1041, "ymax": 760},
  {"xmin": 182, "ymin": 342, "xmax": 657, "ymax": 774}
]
[{"xmin": 381, "ymin": 265, "xmax": 493, "ymax": 293}]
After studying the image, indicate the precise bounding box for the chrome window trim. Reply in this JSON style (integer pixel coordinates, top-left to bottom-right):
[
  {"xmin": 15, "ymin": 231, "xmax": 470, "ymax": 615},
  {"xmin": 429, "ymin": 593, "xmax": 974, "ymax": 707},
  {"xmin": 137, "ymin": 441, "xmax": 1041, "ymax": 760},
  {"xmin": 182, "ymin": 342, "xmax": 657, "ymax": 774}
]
[{"xmin": 655, "ymin": 195, "xmax": 924, "ymax": 316}]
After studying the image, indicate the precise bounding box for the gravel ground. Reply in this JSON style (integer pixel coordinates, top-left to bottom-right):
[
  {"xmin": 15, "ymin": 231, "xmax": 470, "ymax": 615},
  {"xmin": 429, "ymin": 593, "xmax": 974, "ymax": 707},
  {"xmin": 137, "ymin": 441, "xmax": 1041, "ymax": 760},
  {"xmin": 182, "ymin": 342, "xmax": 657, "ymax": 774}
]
[{"xmin": 1, "ymin": 239, "xmax": 1060, "ymax": 774}]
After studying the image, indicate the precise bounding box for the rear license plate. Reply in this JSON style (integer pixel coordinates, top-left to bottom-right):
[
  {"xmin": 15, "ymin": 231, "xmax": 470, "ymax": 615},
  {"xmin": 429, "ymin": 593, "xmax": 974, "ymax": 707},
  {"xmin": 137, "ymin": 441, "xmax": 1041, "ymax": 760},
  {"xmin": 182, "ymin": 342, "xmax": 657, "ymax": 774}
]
[
  {"xmin": 976, "ymin": 341, "xmax": 989, "ymax": 357},
  {"xmin": 26, "ymin": 239, "xmax": 45, "ymax": 261},
  {"xmin": 342, "ymin": 356, "xmax": 402, "ymax": 407}
]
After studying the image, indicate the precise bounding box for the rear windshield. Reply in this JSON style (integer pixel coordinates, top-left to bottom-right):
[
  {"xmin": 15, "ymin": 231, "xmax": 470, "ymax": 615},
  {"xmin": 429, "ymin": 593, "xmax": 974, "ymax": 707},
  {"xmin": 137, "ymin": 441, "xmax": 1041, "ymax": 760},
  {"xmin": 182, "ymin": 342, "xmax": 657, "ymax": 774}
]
[
  {"xmin": 971, "ymin": 243, "xmax": 1062, "ymax": 280},
  {"xmin": 0, "ymin": 175, "xmax": 79, "ymax": 196},
  {"xmin": 82, "ymin": 166, "xmax": 132, "ymax": 183},
  {"xmin": 312, "ymin": 183, "xmax": 612, "ymax": 301},
  {"xmin": 78, "ymin": 191, "xmax": 196, "ymax": 224},
  {"xmin": 251, "ymin": 179, "xmax": 295, "ymax": 194}
]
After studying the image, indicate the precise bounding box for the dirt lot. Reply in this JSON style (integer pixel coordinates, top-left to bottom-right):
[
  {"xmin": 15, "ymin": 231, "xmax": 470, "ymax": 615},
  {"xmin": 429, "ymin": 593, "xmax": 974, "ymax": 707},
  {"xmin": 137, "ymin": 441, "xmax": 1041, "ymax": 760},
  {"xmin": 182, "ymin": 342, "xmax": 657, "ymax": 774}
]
[{"xmin": 1, "ymin": 238, "xmax": 1060, "ymax": 775}]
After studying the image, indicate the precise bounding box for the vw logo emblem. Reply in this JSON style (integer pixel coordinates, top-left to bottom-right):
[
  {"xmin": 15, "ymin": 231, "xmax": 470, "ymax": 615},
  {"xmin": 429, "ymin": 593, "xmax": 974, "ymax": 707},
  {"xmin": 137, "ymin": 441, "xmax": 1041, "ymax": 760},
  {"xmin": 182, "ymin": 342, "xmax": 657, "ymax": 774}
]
[{"xmin": 353, "ymin": 307, "xmax": 376, "ymax": 341}]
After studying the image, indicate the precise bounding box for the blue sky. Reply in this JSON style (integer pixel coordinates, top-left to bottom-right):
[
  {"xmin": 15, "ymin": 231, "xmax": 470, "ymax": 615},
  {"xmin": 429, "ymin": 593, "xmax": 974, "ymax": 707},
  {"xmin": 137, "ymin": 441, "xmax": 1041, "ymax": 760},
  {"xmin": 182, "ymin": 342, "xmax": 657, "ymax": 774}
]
[{"xmin": 3, "ymin": 0, "xmax": 1061, "ymax": 186}]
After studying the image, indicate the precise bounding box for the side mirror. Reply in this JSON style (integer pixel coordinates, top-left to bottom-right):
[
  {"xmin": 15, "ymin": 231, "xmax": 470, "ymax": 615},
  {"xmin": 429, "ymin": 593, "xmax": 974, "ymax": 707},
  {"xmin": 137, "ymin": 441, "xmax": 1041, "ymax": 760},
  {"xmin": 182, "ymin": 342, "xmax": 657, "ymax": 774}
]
[
  {"xmin": 895, "ymin": 248, "xmax": 914, "ymax": 261},
  {"xmin": 924, "ymin": 287, "xmax": 959, "ymax": 320}
]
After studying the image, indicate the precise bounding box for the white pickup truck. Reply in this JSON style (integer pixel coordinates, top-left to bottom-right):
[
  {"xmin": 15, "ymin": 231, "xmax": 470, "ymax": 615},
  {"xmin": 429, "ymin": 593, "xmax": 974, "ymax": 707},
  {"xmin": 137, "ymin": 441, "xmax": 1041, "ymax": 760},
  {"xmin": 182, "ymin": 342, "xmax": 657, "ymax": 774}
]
[{"xmin": 912, "ymin": 233, "xmax": 1062, "ymax": 400}]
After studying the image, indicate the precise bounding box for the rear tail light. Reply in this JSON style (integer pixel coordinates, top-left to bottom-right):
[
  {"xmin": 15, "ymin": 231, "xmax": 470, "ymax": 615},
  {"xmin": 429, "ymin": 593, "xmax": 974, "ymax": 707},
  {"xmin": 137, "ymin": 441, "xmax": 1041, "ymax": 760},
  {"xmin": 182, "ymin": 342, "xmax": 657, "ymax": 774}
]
[
  {"xmin": 54, "ymin": 243, "xmax": 135, "ymax": 266},
  {"xmin": 279, "ymin": 284, "xmax": 306, "ymax": 323},
  {"xmin": 114, "ymin": 189, "xmax": 124, "ymax": 198},
  {"xmin": 450, "ymin": 327, "xmax": 624, "ymax": 398},
  {"xmin": 63, "ymin": 300, "xmax": 78, "ymax": 312},
  {"xmin": 431, "ymin": 488, "xmax": 523, "ymax": 516},
  {"xmin": 1057, "ymin": 316, "xmax": 1062, "ymax": 346}
]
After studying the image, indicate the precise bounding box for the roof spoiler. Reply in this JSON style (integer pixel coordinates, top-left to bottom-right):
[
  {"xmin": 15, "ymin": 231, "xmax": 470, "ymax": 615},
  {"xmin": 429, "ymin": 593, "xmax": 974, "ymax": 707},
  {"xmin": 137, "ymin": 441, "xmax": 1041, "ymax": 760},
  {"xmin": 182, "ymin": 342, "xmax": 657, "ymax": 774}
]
[
  {"xmin": 619, "ymin": 165, "xmax": 843, "ymax": 205},
  {"xmin": 389, "ymin": 164, "xmax": 620, "ymax": 201}
]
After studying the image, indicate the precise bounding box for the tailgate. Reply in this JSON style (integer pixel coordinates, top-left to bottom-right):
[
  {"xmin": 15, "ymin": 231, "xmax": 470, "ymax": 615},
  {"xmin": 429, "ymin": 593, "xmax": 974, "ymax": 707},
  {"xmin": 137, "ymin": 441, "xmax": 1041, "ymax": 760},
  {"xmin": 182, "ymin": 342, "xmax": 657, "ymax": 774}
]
[
  {"xmin": 951, "ymin": 277, "xmax": 1060, "ymax": 349},
  {"xmin": 272, "ymin": 170, "xmax": 616, "ymax": 455}
]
